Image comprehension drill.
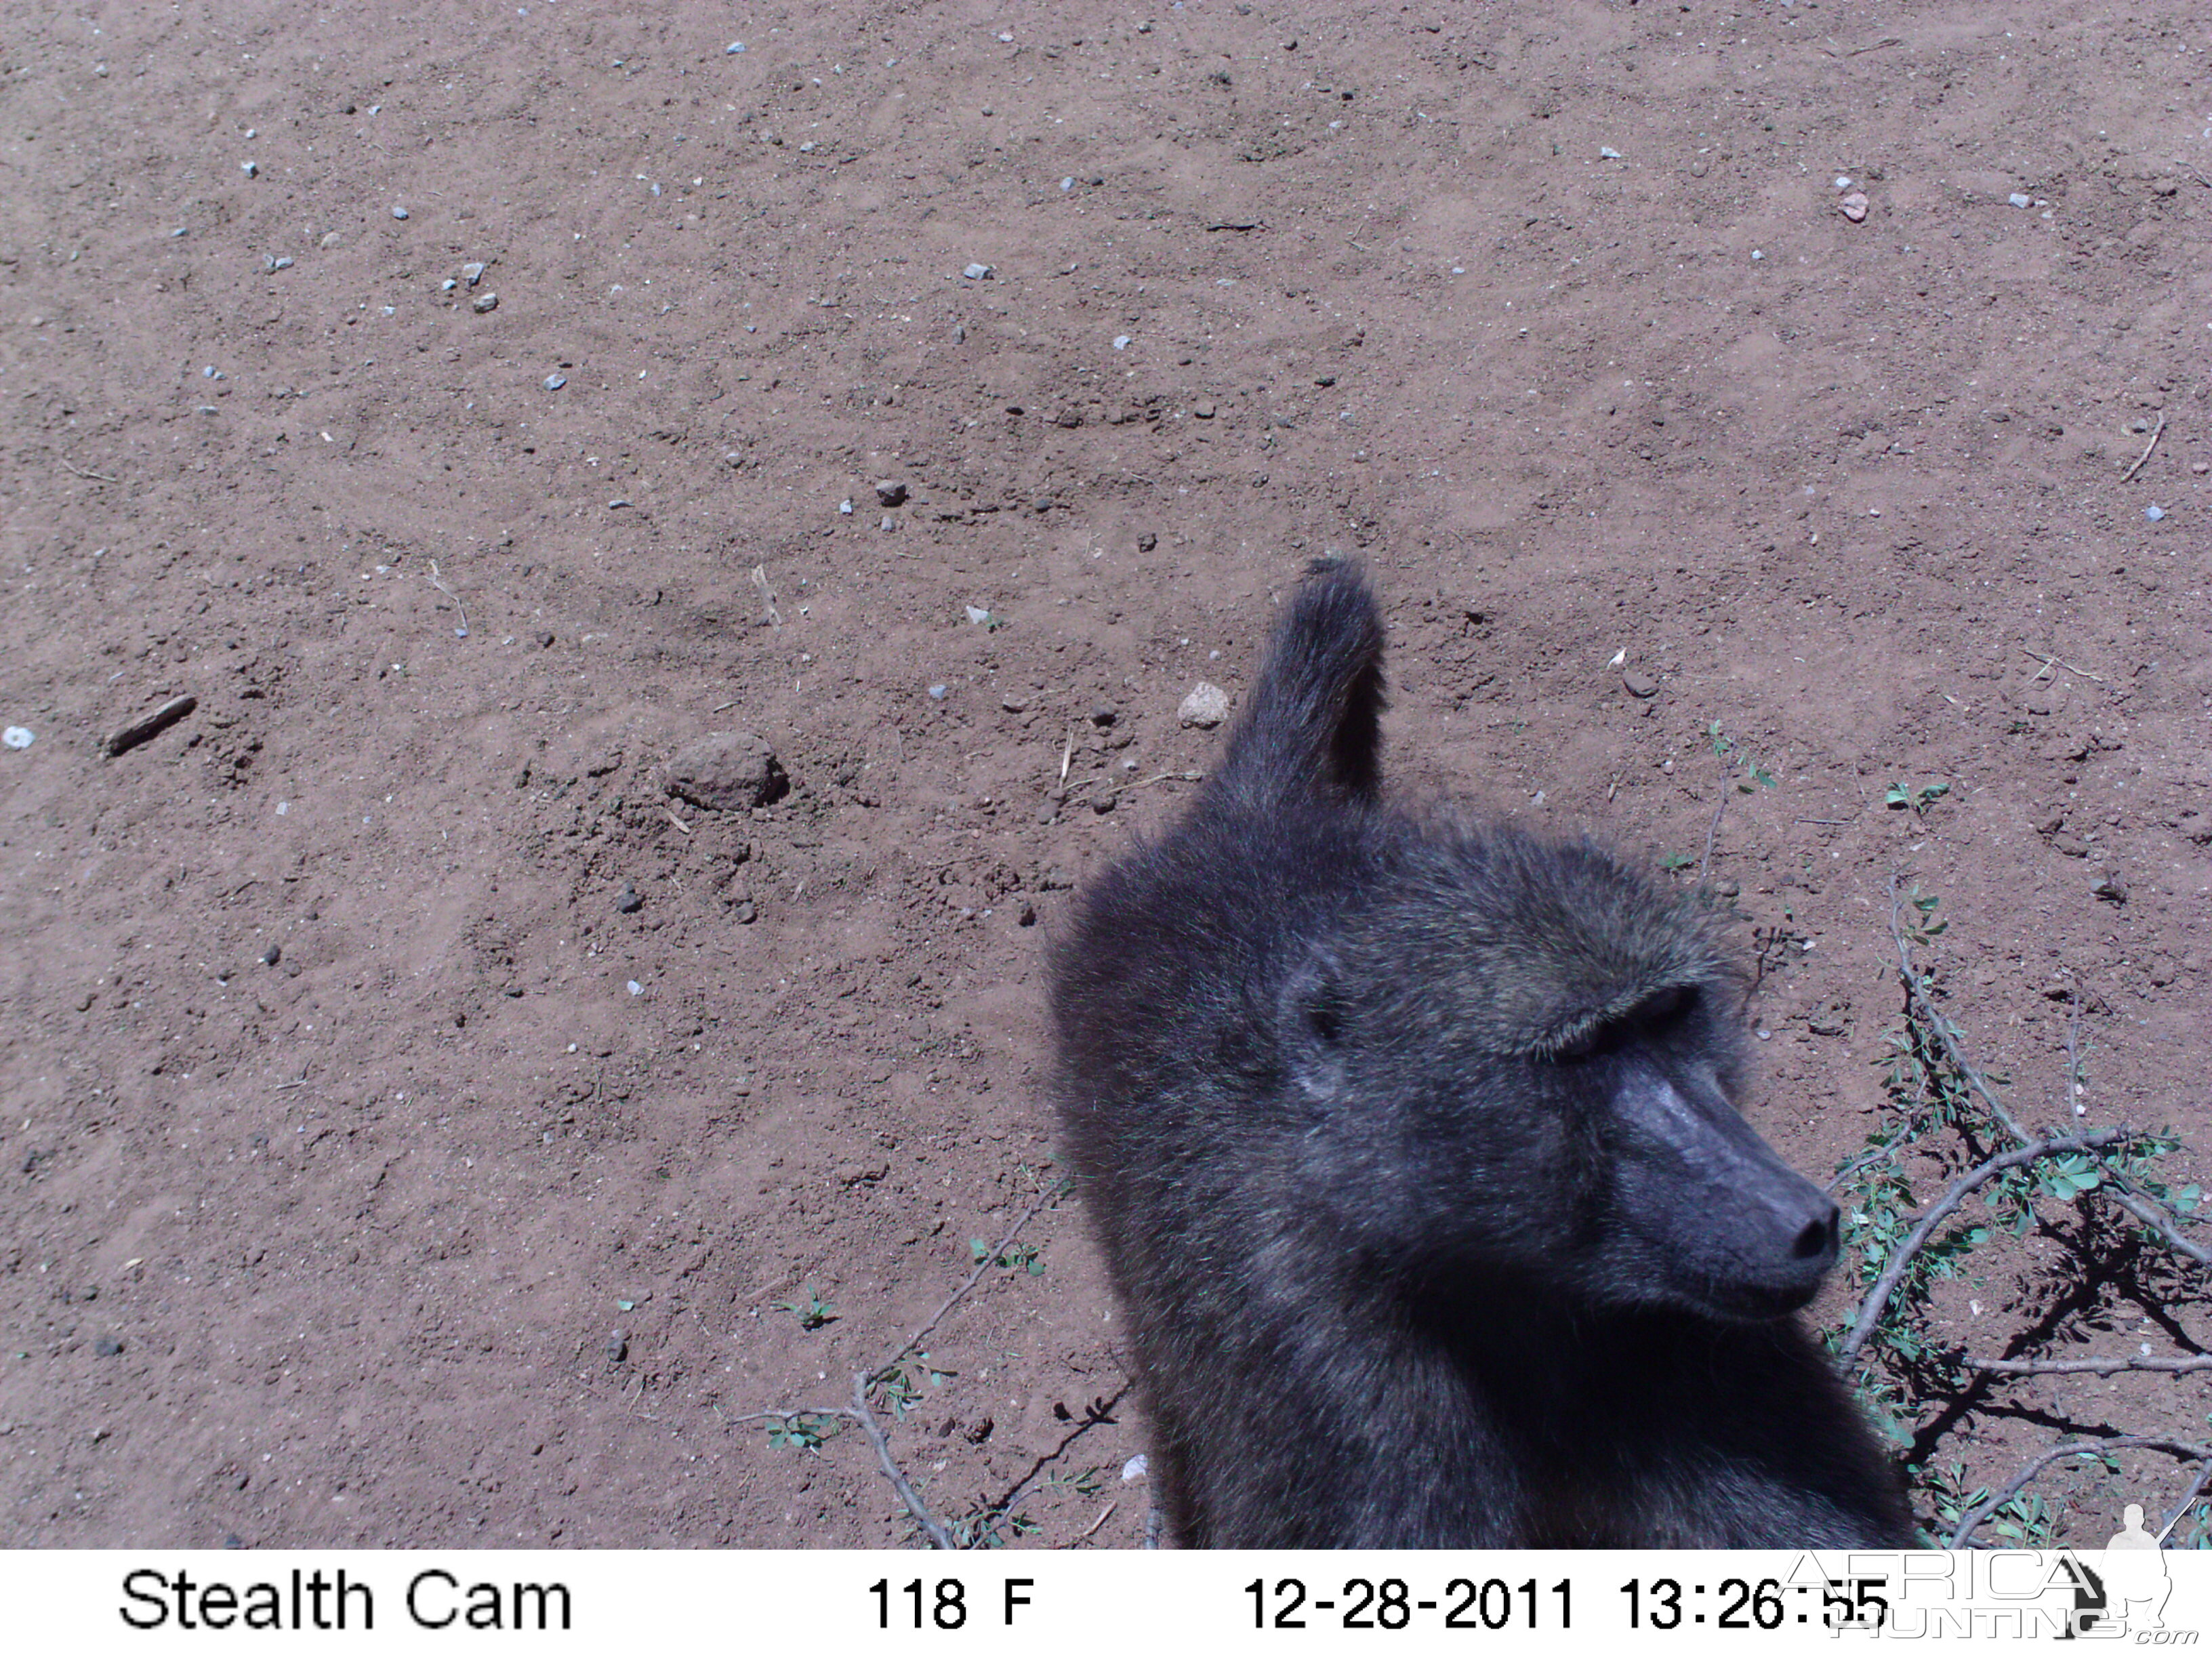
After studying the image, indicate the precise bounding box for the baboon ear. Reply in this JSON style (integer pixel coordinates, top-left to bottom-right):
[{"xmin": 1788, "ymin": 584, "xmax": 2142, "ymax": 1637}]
[{"xmin": 1277, "ymin": 948, "xmax": 1349, "ymax": 1100}]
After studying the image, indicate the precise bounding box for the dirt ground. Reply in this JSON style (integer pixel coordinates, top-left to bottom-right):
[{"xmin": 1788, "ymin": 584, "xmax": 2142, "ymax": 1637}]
[{"xmin": 3, "ymin": 1, "xmax": 2208, "ymax": 1550}]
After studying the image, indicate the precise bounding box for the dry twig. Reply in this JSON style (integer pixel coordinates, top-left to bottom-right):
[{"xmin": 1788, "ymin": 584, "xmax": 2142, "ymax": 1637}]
[
  {"xmin": 105, "ymin": 694, "xmax": 198, "ymax": 757},
  {"xmin": 2119, "ymin": 412, "xmax": 2166, "ymax": 484}
]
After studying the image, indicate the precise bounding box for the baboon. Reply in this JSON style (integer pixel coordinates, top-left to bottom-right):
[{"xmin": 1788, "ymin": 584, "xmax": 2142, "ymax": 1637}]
[{"xmin": 1048, "ymin": 562, "xmax": 1914, "ymax": 1548}]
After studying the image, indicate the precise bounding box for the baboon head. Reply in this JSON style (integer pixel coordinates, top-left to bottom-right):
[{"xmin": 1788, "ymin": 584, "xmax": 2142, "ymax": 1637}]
[
  {"xmin": 1275, "ymin": 835, "xmax": 1839, "ymax": 1322},
  {"xmin": 1218, "ymin": 564, "xmax": 1839, "ymax": 1325}
]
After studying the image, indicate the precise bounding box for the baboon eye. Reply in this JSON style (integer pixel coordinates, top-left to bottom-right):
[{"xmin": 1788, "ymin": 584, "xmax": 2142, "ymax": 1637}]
[{"xmin": 1638, "ymin": 985, "xmax": 1695, "ymax": 1026}]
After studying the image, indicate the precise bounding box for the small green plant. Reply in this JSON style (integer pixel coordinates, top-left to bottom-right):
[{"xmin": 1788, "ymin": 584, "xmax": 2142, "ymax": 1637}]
[
  {"xmin": 1886, "ymin": 779, "xmax": 1950, "ymax": 815},
  {"xmin": 865, "ymin": 1354, "xmax": 955, "ymax": 1421},
  {"xmin": 1707, "ymin": 721, "xmax": 1779, "ymax": 793},
  {"xmin": 776, "ymin": 1286, "xmax": 837, "ymax": 1330},
  {"xmin": 764, "ymin": 1412, "xmax": 842, "ymax": 1452},
  {"xmin": 1659, "ymin": 851, "xmax": 1696, "ymax": 872},
  {"xmin": 971, "ymin": 1237, "xmax": 1045, "ymax": 1275}
]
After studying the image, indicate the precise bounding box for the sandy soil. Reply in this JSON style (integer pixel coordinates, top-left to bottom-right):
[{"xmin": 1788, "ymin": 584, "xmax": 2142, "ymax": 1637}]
[{"xmin": 3, "ymin": 1, "xmax": 2208, "ymax": 1549}]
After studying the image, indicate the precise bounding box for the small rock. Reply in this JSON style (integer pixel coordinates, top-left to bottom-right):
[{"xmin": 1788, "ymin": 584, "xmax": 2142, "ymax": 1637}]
[
  {"xmin": 962, "ymin": 262, "xmax": 994, "ymax": 281},
  {"xmin": 1599, "ymin": 145, "xmax": 1622, "ymax": 160},
  {"xmin": 1000, "ymin": 693, "xmax": 1029, "ymax": 712},
  {"xmin": 663, "ymin": 732, "xmax": 787, "ymax": 812},
  {"xmin": 2093, "ymin": 872, "xmax": 2129, "ymax": 904},
  {"xmin": 627, "ymin": 981, "xmax": 642, "ymax": 997},
  {"xmin": 606, "ymin": 1333, "xmax": 628, "ymax": 1364},
  {"xmin": 543, "ymin": 373, "xmax": 567, "ymax": 391},
  {"xmin": 392, "ymin": 204, "xmax": 410, "ymax": 220},
  {"xmin": 1192, "ymin": 403, "xmax": 1216, "ymax": 419},
  {"xmin": 1089, "ymin": 705, "xmax": 1118, "ymax": 728},
  {"xmin": 732, "ymin": 899, "xmax": 758, "ymax": 924},
  {"xmin": 1622, "ymin": 671, "xmax": 1659, "ymax": 699},
  {"xmin": 260, "ymin": 943, "xmax": 281, "ymax": 966},
  {"xmin": 1136, "ymin": 532, "xmax": 1157, "ymax": 552},
  {"xmin": 472, "ymin": 291, "xmax": 498, "ymax": 314},
  {"xmin": 94, "ymin": 1336, "xmax": 123, "ymax": 1357},
  {"xmin": 1018, "ymin": 903, "xmax": 1038, "ymax": 926},
  {"xmin": 2144, "ymin": 505, "xmax": 2165, "ymax": 522},
  {"xmin": 1838, "ymin": 191, "xmax": 1868, "ymax": 222},
  {"xmin": 3, "ymin": 726, "xmax": 33, "ymax": 750},
  {"xmin": 537, "ymin": 630, "xmax": 556, "ymax": 648},
  {"xmin": 1113, "ymin": 334, "xmax": 1132, "ymax": 350},
  {"xmin": 1092, "ymin": 792, "xmax": 1118, "ymax": 815},
  {"xmin": 462, "ymin": 262, "xmax": 486, "ymax": 285},
  {"xmin": 2008, "ymin": 192, "xmax": 2032, "ymax": 209},
  {"xmin": 615, "ymin": 882, "xmax": 642, "ymax": 914},
  {"xmin": 927, "ymin": 684, "xmax": 947, "ymax": 701},
  {"xmin": 874, "ymin": 479, "xmax": 907, "ymax": 507},
  {"xmin": 1179, "ymin": 682, "xmax": 1231, "ymax": 728},
  {"xmin": 1123, "ymin": 1454, "xmax": 1149, "ymax": 1482}
]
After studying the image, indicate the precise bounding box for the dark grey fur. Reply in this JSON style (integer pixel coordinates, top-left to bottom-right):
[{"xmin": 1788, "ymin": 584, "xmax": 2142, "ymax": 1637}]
[{"xmin": 1048, "ymin": 562, "xmax": 1913, "ymax": 1549}]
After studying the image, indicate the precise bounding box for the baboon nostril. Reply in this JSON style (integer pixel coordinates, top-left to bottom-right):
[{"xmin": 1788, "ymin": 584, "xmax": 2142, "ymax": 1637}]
[{"xmin": 1792, "ymin": 1208, "xmax": 1837, "ymax": 1260}]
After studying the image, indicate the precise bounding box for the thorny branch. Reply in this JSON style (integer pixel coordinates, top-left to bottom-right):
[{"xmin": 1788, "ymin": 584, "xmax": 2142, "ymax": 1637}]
[
  {"xmin": 1887, "ymin": 878, "xmax": 2209, "ymax": 1266},
  {"xmin": 1946, "ymin": 1436, "xmax": 2211, "ymax": 1549},
  {"xmin": 737, "ymin": 1182, "xmax": 1067, "ymax": 1549},
  {"xmin": 1966, "ymin": 1354, "xmax": 2212, "ymax": 1378},
  {"xmin": 1835, "ymin": 1129, "xmax": 2135, "ymax": 1365}
]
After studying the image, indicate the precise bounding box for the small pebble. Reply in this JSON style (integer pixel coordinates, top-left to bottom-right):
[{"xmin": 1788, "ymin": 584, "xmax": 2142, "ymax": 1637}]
[
  {"xmin": 241, "ymin": 160, "xmax": 258, "ymax": 178},
  {"xmin": 1136, "ymin": 532, "xmax": 1157, "ymax": 552},
  {"xmin": 392, "ymin": 205, "xmax": 410, "ymax": 220},
  {"xmin": 1179, "ymin": 682, "xmax": 1231, "ymax": 729},
  {"xmin": 627, "ymin": 980, "xmax": 643, "ymax": 996},
  {"xmin": 543, "ymin": 373, "xmax": 567, "ymax": 390},
  {"xmin": 2144, "ymin": 505, "xmax": 2165, "ymax": 522},
  {"xmin": 964, "ymin": 605, "xmax": 994, "ymax": 626},
  {"xmin": 1113, "ymin": 334, "xmax": 1132, "ymax": 350},
  {"xmin": 2008, "ymin": 192, "xmax": 2032, "ymax": 209},
  {"xmin": 3, "ymin": 727, "xmax": 33, "ymax": 750},
  {"xmin": 874, "ymin": 479, "xmax": 907, "ymax": 507},
  {"xmin": 2093, "ymin": 872, "xmax": 2129, "ymax": 905},
  {"xmin": 616, "ymin": 882, "xmax": 642, "ymax": 914},
  {"xmin": 472, "ymin": 291, "xmax": 498, "ymax": 314},
  {"xmin": 260, "ymin": 943, "xmax": 281, "ymax": 966},
  {"xmin": 725, "ymin": 40, "xmax": 745, "ymax": 53},
  {"xmin": 607, "ymin": 1333, "xmax": 628, "ymax": 1363},
  {"xmin": 1061, "ymin": 176, "xmax": 1074, "ymax": 191},
  {"xmin": 962, "ymin": 262, "xmax": 994, "ymax": 281},
  {"xmin": 1838, "ymin": 192, "xmax": 1868, "ymax": 222},
  {"xmin": 1622, "ymin": 671, "xmax": 1659, "ymax": 699},
  {"xmin": 1089, "ymin": 705, "xmax": 1118, "ymax": 728},
  {"xmin": 462, "ymin": 262, "xmax": 486, "ymax": 285},
  {"xmin": 1599, "ymin": 146, "xmax": 1622, "ymax": 160},
  {"xmin": 928, "ymin": 684, "xmax": 947, "ymax": 700},
  {"xmin": 94, "ymin": 1336, "xmax": 123, "ymax": 1357},
  {"xmin": 1123, "ymin": 1454, "xmax": 1149, "ymax": 1482}
]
